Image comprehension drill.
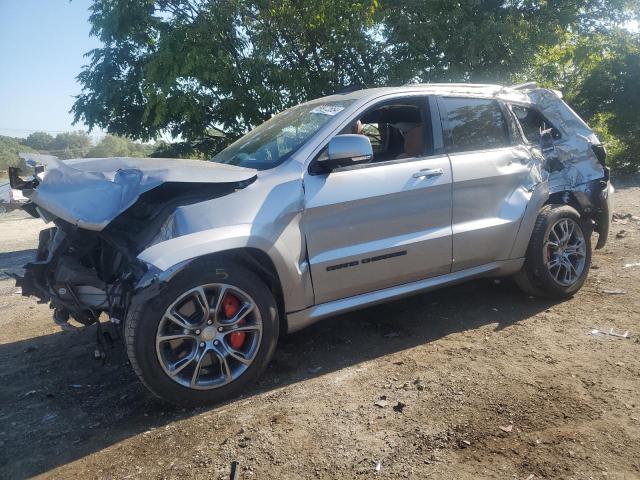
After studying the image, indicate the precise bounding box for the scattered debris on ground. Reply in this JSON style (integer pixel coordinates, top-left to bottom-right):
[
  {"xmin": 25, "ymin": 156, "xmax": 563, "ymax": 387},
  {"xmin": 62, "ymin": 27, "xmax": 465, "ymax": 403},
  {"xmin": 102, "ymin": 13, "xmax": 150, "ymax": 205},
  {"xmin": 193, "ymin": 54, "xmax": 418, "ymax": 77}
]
[
  {"xmin": 374, "ymin": 396, "xmax": 389, "ymax": 408},
  {"xmin": 1, "ymin": 183, "xmax": 640, "ymax": 478},
  {"xmin": 601, "ymin": 288, "xmax": 626, "ymax": 295},
  {"xmin": 590, "ymin": 328, "xmax": 631, "ymax": 339}
]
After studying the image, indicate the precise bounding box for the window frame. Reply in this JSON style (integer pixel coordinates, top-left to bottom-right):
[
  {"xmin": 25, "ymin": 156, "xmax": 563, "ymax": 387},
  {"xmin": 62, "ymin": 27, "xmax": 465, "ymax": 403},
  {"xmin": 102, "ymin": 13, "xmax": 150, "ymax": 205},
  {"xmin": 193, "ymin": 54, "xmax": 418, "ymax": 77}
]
[
  {"xmin": 436, "ymin": 96, "xmax": 515, "ymax": 155},
  {"xmin": 507, "ymin": 102, "xmax": 562, "ymax": 145},
  {"xmin": 307, "ymin": 95, "xmax": 440, "ymax": 175}
]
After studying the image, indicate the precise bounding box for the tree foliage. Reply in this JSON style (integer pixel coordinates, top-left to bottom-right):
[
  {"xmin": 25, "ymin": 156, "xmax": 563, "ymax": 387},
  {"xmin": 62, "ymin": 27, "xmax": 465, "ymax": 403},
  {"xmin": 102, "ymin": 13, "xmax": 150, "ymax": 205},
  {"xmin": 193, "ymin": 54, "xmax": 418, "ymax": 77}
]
[
  {"xmin": 22, "ymin": 131, "xmax": 92, "ymax": 159},
  {"xmin": 0, "ymin": 132, "xmax": 154, "ymax": 175},
  {"xmin": 73, "ymin": 0, "xmax": 381, "ymax": 146},
  {"xmin": 24, "ymin": 131, "xmax": 54, "ymax": 151},
  {"xmin": 72, "ymin": 0, "xmax": 640, "ymax": 171},
  {"xmin": 86, "ymin": 134, "xmax": 154, "ymax": 157},
  {"xmin": 532, "ymin": 29, "xmax": 640, "ymax": 172},
  {"xmin": 382, "ymin": 0, "xmax": 632, "ymax": 84},
  {"xmin": 0, "ymin": 136, "xmax": 34, "ymax": 173},
  {"xmin": 48, "ymin": 131, "xmax": 92, "ymax": 159}
]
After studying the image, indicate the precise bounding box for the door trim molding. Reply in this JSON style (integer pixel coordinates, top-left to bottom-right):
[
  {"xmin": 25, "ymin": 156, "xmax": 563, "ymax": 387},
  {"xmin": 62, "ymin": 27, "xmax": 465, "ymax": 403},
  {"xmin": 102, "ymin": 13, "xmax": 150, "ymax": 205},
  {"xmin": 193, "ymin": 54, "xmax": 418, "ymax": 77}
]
[{"xmin": 286, "ymin": 258, "xmax": 524, "ymax": 333}]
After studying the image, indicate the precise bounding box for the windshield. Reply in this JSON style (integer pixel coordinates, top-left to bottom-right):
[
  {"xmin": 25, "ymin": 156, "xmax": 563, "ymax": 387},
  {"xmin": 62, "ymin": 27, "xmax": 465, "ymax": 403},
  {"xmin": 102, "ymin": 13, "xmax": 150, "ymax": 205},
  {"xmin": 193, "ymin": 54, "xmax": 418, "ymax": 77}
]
[{"xmin": 212, "ymin": 100, "xmax": 354, "ymax": 170}]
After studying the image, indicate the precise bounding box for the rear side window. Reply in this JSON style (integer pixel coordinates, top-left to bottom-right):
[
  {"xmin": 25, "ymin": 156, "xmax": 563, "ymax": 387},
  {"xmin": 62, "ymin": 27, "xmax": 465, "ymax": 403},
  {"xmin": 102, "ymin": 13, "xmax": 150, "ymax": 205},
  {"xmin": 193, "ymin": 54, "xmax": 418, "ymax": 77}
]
[
  {"xmin": 440, "ymin": 97, "xmax": 509, "ymax": 153},
  {"xmin": 511, "ymin": 105, "xmax": 561, "ymax": 144}
]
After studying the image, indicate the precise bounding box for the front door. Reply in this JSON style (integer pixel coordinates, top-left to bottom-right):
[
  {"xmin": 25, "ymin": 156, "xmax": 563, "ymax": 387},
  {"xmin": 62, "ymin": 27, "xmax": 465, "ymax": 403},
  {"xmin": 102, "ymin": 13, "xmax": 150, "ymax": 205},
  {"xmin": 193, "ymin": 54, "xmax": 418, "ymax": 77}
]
[{"xmin": 303, "ymin": 96, "xmax": 453, "ymax": 304}]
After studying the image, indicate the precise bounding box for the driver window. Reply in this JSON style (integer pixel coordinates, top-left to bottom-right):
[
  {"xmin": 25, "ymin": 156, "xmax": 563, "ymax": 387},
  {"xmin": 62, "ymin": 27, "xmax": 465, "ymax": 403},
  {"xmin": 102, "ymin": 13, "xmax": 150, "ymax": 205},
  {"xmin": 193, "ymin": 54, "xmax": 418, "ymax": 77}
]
[{"xmin": 339, "ymin": 98, "xmax": 430, "ymax": 163}]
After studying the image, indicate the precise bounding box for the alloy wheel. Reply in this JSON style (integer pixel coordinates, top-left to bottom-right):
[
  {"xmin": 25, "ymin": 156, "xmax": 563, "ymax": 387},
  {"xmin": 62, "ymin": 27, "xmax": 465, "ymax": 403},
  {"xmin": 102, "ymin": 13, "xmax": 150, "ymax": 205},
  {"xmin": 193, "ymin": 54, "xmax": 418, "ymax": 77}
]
[
  {"xmin": 155, "ymin": 284, "xmax": 262, "ymax": 390},
  {"xmin": 544, "ymin": 218, "xmax": 587, "ymax": 287}
]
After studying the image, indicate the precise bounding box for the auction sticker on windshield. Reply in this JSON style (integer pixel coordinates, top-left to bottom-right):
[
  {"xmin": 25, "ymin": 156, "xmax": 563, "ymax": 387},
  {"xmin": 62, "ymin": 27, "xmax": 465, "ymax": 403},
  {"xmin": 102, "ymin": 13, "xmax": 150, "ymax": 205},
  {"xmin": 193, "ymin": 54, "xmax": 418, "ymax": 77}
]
[{"xmin": 310, "ymin": 104, "xmax": 346, "ymax": 116}]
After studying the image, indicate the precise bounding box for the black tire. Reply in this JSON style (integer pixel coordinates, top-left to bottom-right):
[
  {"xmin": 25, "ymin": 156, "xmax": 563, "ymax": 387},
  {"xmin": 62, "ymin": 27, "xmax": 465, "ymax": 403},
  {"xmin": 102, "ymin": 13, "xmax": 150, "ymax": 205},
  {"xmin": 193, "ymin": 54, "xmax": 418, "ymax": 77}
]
[
  {"xmin": 514, "ymin": 204, "xmax": 591, "ymax": 299},
  {"xmin": 125, "ymin": 258, "xmax": 279, "ymax": 407}
]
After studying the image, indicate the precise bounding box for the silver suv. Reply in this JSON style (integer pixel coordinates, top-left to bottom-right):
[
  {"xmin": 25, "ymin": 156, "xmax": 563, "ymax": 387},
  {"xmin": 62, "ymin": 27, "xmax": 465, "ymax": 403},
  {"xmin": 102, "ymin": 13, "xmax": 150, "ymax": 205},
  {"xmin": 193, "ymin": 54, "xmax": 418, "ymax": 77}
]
[{"xmin": 11, "ymin": 83, "xmax": 614, "ymax": 406}]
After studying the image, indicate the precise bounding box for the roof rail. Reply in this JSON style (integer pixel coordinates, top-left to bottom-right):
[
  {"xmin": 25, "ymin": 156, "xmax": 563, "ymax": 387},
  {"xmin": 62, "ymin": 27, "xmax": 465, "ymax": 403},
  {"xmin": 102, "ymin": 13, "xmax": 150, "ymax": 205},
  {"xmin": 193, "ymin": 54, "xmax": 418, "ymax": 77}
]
[
  {"xmin": 509, "ymin": 82, "xmax": 538, "ymax": 91},
  {"xmin": 333, "ymin": 84, "xmax": 367, "ymax": 95},
  {"xmin": 407, "ymin": 82, "xmax": 503, "ymax": 90}
]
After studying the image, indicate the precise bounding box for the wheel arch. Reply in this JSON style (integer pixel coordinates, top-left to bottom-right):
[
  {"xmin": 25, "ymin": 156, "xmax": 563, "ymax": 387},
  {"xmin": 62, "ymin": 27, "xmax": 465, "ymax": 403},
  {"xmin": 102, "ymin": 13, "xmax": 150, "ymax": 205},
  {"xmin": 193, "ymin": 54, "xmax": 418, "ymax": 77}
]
[
  {"xmin": 228, "ymin": 248, "xmax": 288, "ymax": 337},
  {"xmin": 545, "ymin": 189, "xmax": 597, "ymax": 239},
  {"xmin": 546, "ymin": 191, "xmax": 584, "ymax": 217},
  {"xmin": 137, "ymin": 222, "xmax": 314, "ymax": 318},
  {"xmin": 139, "ymin": 247, "xmax": 291, "ymax": 336},
  {"xmin": 509, "ymin": 181, "xmax": 549, "ymax": 259}
]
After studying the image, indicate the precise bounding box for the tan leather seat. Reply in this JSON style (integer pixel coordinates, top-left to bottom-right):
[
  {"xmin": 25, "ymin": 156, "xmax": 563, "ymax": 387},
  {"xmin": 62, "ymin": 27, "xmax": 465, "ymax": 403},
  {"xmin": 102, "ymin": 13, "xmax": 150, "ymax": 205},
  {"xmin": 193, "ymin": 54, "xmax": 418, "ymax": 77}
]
[{"xmin": 397, "ymin": 125, "xmax": 423, "ymax": 159}]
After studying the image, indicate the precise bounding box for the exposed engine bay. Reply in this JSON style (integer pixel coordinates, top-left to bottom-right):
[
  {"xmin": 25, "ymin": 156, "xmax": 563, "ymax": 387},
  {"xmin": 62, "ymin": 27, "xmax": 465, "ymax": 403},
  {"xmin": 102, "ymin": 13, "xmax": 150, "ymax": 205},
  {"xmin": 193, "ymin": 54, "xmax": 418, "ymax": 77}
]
[{"xmin": 10, "ymin": 157, "xmax": 257, "ymax": 332}]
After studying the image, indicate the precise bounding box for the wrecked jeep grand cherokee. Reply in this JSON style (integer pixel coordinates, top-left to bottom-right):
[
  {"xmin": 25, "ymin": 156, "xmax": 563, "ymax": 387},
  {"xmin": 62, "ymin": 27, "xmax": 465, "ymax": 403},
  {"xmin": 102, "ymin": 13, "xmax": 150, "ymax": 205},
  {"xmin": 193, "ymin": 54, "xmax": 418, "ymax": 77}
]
[{"xmin": 10, "ymin": 83, "xmax": 614, "ymax": 406}]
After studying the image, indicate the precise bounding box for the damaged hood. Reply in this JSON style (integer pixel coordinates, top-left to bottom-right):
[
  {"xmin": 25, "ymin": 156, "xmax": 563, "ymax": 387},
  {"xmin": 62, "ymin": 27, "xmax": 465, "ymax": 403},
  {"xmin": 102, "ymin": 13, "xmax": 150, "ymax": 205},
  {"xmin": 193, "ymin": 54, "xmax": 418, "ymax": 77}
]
[{"xmin": 28, "ymin": 157, "xmax": 256, "ymax": 231}]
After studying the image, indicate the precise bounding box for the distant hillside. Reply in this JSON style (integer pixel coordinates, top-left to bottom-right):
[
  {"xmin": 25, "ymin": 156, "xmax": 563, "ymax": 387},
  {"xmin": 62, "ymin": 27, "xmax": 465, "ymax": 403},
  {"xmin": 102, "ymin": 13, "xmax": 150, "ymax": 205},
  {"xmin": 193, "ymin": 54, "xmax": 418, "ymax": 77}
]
[
  {"xmin": 0, "ymin": 135, "xmax": 34, "ymax": 175},
  {"xmin": 0, "ymin": 132, "xmax": 158, "ymax": 178}
]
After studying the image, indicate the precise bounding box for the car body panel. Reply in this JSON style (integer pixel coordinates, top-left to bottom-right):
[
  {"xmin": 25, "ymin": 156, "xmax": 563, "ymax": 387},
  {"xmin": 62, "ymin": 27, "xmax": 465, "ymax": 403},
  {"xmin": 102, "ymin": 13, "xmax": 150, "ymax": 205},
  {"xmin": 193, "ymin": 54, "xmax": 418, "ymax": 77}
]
[
  {"xmin": 447, "ymin": 146, "xmax": 543, "ymax": 270},
  {"xmin": 136, "ymin": 160, "xmax": 314, "ymax": 313},
  {"xmin": 508, "ymin": 180, "xmax": 551, "ymax": 259},
  {"xmin": 500, "ymin": 88, "xmax": 606, "ymax": 192},
  {"xmin": 303, "ymin": 154, "xmax": 453, "ymax": 303},
  {"xmin": 286, "ymin": 258, "xmax": 525, "ymax": 332}
]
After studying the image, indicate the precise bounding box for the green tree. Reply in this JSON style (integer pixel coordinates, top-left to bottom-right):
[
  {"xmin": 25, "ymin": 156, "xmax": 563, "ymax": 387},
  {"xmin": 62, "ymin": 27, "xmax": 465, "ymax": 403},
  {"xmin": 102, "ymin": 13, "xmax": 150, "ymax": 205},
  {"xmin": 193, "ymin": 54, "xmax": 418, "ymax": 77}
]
[
  {"xmin": 50, "ymin": 131, "xmax": 91, "ymax": 159},
  {"xmin": 0, "ymin": 136, "xmax": 34, "ymax": 173},
  {"xmin": 532, "ymin": 30, "xmax": 640, "ymax": 172},
  {"xmin": 24, "ymin": 131, "xmax": 54, "ymax": 151},
  {"xmin": 86, "ymin": 134, "xmax": 154, "ymax": 157},
  {"xmin": 380, "ymin": 0, "xmax": 635, "ymax": 84},
  {"xmin": 72, "ymin": 0, "xmax": 639, "ymax": 170},
  {"xmin": 73, "ymin": 0, "xmax": 381, "ymax": 153}
]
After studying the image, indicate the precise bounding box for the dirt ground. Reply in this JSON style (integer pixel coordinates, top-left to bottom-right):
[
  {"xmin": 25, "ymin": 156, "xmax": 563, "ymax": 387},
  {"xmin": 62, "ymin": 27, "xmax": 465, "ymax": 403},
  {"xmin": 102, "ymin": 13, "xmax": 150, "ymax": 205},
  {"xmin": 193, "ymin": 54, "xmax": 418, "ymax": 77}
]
[{"xmin": 0, "ymin": 179, "xmax": 639, "ymax": 480}]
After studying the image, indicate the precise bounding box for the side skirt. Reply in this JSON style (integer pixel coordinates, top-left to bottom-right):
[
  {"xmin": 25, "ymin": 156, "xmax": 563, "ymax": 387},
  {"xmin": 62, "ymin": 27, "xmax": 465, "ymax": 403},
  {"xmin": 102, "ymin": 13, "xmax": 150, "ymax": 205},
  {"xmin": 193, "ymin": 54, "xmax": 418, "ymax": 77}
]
[{"xmin": 285, "ymin": 258, "xmax": 524, "ymax": 333}]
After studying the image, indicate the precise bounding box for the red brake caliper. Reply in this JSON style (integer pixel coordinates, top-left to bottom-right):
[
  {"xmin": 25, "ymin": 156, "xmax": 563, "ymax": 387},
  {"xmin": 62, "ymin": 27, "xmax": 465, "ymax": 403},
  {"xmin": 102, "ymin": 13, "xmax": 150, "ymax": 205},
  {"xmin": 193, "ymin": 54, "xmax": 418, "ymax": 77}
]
[{"xmin": 223, "ymin": 293, "xmax": 246, "ymax": 350}]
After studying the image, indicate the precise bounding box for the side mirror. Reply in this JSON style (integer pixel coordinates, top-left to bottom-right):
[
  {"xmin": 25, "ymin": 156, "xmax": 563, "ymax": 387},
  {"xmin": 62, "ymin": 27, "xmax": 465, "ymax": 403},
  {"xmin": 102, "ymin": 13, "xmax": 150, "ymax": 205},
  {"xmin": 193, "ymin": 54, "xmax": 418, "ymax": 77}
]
[{"xmin": 317, "ymin": 134, "xmax": 373, "ymax": 172}]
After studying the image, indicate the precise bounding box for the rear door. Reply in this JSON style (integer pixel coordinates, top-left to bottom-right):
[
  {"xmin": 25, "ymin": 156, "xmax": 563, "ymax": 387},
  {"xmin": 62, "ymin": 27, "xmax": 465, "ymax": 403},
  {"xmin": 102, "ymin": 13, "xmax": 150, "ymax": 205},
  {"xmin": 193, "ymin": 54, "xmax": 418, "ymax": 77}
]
[
  {"xmin": 303, "ymin": 96, "xmax": 453, "ymax": 304},
  {"xmin": 437, "ymin": 96, "xmax": 535, "ymax": 271}
]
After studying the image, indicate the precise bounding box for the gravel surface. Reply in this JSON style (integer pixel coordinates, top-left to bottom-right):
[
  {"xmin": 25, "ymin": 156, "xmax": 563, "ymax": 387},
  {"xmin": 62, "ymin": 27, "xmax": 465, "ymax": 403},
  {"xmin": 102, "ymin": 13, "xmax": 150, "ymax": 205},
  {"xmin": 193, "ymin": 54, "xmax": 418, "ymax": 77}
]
[{"xmin": 0, "ymin": 180, "xmax": 639, "ymax": 479}]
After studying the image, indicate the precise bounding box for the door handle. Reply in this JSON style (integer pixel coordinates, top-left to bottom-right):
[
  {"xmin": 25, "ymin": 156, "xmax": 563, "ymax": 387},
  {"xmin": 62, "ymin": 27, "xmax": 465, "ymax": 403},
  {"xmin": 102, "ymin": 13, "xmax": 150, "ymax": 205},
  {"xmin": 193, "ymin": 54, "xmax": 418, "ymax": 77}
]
[{"xmin": 412, "ymin": 168, "xmax": 444, "ymax": 179}]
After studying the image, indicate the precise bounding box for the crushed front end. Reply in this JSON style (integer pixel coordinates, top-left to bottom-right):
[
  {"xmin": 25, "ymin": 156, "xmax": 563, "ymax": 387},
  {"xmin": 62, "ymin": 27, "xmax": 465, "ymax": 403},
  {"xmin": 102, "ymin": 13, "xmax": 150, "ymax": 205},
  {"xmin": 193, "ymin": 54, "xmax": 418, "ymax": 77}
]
[
  {"xmin": 16, "ymin": 220, "xmax": 144, "ymax": 330},
  {"xmin": 9, "ymin": 155, "xmax": 257, "ymax": 332}
]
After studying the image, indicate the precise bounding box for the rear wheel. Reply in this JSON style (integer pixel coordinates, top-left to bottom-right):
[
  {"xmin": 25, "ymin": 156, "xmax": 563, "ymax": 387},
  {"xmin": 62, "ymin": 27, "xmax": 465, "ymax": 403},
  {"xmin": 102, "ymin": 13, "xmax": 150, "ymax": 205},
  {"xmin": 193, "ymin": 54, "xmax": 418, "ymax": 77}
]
[
  {"xmin": 126, "ymin": 259, "xmax": 278, "ymax": 406},
  {"xmin": 514, "ymin": 205, "xmax": 591, "ymax": 299}
]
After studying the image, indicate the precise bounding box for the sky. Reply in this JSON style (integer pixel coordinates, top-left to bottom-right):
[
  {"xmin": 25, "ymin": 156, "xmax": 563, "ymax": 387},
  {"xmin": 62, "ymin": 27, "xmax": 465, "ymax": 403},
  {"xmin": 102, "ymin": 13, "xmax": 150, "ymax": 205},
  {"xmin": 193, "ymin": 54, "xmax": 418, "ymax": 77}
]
[{"xmin": 0, "ymin": 0, "xmax": 102, "ymax": 139}]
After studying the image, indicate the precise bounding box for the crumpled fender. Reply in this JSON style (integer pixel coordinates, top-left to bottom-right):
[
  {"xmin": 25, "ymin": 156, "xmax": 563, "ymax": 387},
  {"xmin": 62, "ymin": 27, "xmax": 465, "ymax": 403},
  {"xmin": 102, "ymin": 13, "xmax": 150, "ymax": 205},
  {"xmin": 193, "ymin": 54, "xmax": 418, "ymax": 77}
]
[
  {"xmin": 137, "ymin": 220, "xmax": 313, "ymax": 313},
  {"xmin": 135, "ymin": 161, "xmax": 314, "ymax": 313}
]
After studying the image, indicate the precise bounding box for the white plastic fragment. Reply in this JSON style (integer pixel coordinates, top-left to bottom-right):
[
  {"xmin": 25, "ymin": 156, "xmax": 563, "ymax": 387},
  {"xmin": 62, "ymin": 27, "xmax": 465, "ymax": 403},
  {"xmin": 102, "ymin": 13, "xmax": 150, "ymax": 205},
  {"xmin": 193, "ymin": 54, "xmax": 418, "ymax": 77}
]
[
  {"xmin": 590, "ymin": 328, "xmax": 630, "ymax": 339},
  {"xmin": 374, "ymin": 399, "xmax": 389, "ymax": 408}
]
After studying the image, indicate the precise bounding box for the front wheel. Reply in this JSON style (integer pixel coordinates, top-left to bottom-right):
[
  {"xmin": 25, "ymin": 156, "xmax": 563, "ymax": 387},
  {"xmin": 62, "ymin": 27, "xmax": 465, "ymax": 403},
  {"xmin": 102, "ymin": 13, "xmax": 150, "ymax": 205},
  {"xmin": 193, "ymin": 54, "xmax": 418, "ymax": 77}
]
[
  {"xmin": 125, "ymin": 259, "xmax": 279, "ymax": 407},
  {"xmin": 514, "ymin": 205, "xmax": 591, "ymax": 299}
]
